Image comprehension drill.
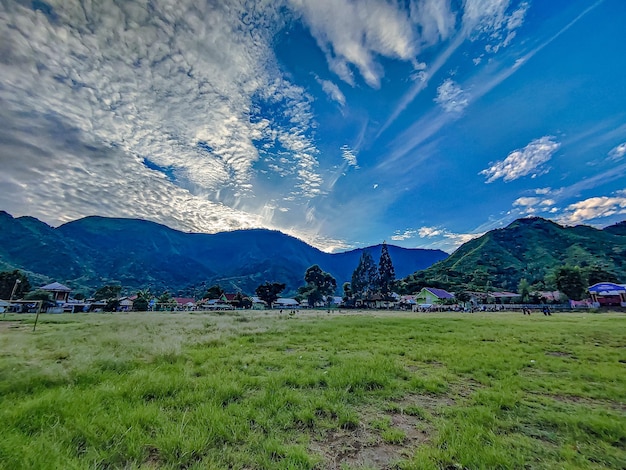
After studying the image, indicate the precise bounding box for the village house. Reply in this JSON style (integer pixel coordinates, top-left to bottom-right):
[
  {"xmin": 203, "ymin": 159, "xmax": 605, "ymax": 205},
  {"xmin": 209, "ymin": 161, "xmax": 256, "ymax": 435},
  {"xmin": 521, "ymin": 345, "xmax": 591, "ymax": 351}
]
[
  {"xmin": 41, "ymin": 282, "xmax": 71, "ymax": 303},
  {"xmin": 415, "ymin": 287, "xmax": 455, "ymax": 307}
]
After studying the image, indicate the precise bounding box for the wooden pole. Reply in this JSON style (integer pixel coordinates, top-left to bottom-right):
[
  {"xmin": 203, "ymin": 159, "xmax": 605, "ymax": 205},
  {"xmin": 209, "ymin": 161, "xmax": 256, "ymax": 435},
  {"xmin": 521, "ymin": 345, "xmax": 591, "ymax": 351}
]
[
  {"xmin": 33, "ymin": 300, "xmax": 43, "ymax": 332},
  {"xmin": 3, "ymin": 278, "xmax": 21, "ymax": 319}
]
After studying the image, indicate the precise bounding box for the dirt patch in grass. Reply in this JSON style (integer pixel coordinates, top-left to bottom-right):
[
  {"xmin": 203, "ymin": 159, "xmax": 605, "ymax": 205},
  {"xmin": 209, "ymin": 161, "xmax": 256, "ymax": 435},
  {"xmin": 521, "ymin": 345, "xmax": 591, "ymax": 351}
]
[
  {"xmin": 547, "ymin": 394, "xmax": 626, "ymax": 413},
  {"xmin": 0, "ymin": 321, "xmax": 24, "ymax": 331},
  {"xmin": 311, "ymin": 402, "xmax": 435, "ymax": 469},
  {"xmin": 545, "ymin": 351, "xmax": 577, "ymax": 359}
]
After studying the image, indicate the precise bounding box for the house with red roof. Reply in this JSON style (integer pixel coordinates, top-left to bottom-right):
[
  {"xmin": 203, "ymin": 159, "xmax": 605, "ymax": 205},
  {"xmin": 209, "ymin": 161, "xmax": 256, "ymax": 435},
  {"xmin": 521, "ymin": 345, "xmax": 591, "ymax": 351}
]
[{"xmin": 173, "ymin": 297, "xmax": 197, "ymax": 310}]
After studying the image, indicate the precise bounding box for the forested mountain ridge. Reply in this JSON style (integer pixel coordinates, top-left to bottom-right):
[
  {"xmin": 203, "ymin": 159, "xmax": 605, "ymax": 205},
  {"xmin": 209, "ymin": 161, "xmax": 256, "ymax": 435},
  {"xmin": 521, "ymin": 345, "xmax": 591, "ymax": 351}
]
[
  {"xmin": 0, "ymin": 211, "xmax": 447, "ymax": 296},
  {"xmin": 400, "ymin": 217, "xmax": 626, "ymax": 293}
]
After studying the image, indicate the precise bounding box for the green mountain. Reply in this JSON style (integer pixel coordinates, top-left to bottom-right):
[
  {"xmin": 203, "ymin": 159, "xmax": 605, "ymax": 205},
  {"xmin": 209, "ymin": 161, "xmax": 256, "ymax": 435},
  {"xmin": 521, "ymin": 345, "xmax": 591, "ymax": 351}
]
[
  {"xmin": 400, "ymin": 217, "xmax": 626, "ymax": 293},
  {"xmin": 0, "ymin": 211, "xmax": 447, "ymax": 296}
]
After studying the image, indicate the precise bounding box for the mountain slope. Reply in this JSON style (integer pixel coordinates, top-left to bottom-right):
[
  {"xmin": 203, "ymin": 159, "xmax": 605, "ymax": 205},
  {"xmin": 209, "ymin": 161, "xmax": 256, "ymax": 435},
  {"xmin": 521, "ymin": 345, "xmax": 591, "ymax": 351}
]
[
  {"xmin": 0, "ymin": 212, "xmax": 447, "ymax": 295},
  {"xmin": 401, "ymin": 217, "xmax": 626, "ymax": 293}
]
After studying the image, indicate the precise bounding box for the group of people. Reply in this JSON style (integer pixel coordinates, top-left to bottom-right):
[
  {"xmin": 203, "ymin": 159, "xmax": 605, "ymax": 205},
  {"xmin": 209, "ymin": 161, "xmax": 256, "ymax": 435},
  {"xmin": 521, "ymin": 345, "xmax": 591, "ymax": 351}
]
[{"xmin": 522, "ymin": 306, "xmax": 552, "ymax": 315}]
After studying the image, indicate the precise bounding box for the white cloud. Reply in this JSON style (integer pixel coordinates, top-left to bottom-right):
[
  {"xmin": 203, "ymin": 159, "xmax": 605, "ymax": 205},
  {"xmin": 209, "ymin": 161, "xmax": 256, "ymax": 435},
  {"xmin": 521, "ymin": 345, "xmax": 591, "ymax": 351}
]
[
  {"xmin": 481, "ymin": 136, "xmax": 561, "ymax": 183},
  {"xmin": 316, "ymin": 77, "xmax": 346, "ymax": 106},
  {"xmin": 418, "ymin": 226, "xmax": 443, "ymax": 238},
  {"xmin": 463, "ymin": 0, "xmax": 528, "ymax": 49},
  {"xmin": 373, "ymin": 224, "xmax": 487, "ymax": 252},
  {"xmin": 513, "ymin": 196, "xmax": 556, "ymax": 215},
  {"xmin": 443, "ymin": 232, "xmax": 482, "ymax": 246},
  {"xmin": 415, "ymin": 225, "xmax": 482, "ymax": 251},
  {"xmin": 380, "ymin": 0, "xmax": 530, "ymax": 132},
  {"xmin": 409, "ymin": 0, "xmax": 457, "ymax": 44},
  {"xmin": 535, "ymin": 187, "xmax": 552, "ymax": 195},
  {"xmin": 559, "ymin": 193, "xmax": 626, "ymax": 225},
  {"xmin": 608, "ymin": 142, "xmax": 626, "ymax": 160},
  {"xmin": 434, "ymin": 79, "xmax": 469, "ymax": 113},
  {"xmin": 391, "ymin": 229, "xmax": 417, "ymax": 241},
  {"xmin": 0, "ymin": 0, "xmax": 330, "ymax": 244},
  {"xmin": 341, "ymin": 145, "xmax": 358, "ymax": 167},
  {"xmin": 288, "ymin": 0, "xmax": 417, "ymax": 88}
]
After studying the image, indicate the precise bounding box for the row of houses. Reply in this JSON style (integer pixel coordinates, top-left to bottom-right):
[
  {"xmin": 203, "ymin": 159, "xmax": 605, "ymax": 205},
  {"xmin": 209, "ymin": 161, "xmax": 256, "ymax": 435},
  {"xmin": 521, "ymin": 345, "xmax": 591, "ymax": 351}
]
[{"xmin": 2, "ymin": 281, "xmax": 624, "ymax": 314}]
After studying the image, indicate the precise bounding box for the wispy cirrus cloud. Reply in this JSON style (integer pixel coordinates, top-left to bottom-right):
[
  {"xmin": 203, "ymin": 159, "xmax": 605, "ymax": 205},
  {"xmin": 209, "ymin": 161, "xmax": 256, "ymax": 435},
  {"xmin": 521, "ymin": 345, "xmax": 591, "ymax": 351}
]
[
  {"xmin": 315, "ymin": 76, "xmax": 346, "ymax": 107},
  {"xmin": 481, "ymin": 136, "xmax": 561, "ymax": 183},
  {"xmin": 380, "ymin": 0, "xmax": 530, "ymax": 132},
  {"xmin": 608, "ymin": 142, "xmax": 626, "ymax": 160},
  {"xmin": 288, "ymin": 0, "xmax": 418, "ymax": 88}
]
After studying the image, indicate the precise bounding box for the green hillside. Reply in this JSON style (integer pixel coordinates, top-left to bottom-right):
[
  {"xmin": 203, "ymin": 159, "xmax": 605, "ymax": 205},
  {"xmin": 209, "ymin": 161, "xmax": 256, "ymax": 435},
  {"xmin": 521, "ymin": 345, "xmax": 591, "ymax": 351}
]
[{"xmin": 400, "ymin": 217, "xmax": 626, "ymax": 293}]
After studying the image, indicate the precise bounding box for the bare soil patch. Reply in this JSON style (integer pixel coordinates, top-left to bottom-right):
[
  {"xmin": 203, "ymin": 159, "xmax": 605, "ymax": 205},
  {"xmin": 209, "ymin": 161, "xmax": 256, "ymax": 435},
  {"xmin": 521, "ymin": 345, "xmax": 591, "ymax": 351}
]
[{"xmin": 0, "ymin": 321, "xmax": 24, "ymax": 331}]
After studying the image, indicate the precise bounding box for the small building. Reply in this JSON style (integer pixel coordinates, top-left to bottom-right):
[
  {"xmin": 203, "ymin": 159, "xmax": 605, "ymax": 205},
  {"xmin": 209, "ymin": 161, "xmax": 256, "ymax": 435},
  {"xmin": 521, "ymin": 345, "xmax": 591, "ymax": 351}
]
[
  {"xmin": 274, "ymin": 298, "xmax": 300, "ymax": 309},
  {"xmin": 534, "ymin": 291, "xmax": 563, "ymax": 303},
  {"xmin": 250, "ymin": 296, "xmax": 266, "ymax": 310},
  {"xmin": 41, "ymin": 282, "xmax": 71, "ymax": 302},
  {"xmin": 588, "ymin": 283, "xmax": 626, "ymax": 307},
  {"xmin": 119, "ymin": 297, "xmax": 135, "ymax": 311},
  {"xmin": 489, "ymin": 291, "xmax": 520, "ymax": 304},
  {"xmin": 398, "ymin": 295, "xmax": 417, "ymax": 310},
  {"xmin": 415, "ymin": 287, "xmax": 455, "ymax": 305},
  {"xmin": 174, "ymin": 297, "xmax": 196, "ymax": 310}
]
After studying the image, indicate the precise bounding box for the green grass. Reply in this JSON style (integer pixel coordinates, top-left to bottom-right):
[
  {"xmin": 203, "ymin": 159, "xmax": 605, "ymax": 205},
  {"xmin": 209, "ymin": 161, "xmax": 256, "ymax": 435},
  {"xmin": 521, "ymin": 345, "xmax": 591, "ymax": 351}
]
[{"xmin": 1, "ymin": 310, "xmax": 624, "ymax": 469}]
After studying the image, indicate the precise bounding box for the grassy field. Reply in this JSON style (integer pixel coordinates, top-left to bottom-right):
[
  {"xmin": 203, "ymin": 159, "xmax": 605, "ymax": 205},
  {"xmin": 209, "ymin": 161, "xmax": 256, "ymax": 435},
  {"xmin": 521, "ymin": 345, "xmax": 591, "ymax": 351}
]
[{"xmin": 0, "ymin": 310, "xmax": 624, "ymax": 469}]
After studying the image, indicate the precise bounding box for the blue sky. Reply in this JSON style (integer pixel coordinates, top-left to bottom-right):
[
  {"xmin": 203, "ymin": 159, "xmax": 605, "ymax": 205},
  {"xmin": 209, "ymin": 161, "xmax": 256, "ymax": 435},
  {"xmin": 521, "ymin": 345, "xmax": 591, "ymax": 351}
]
[{"xmin": 1, "ymin": 0, "xmax": 625, "ymax": 252}]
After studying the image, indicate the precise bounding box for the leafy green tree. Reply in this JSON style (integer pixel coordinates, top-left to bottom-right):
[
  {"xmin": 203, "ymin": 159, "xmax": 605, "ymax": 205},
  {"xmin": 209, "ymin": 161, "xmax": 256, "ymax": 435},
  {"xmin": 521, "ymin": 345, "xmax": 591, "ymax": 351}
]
[
  {"xmin": 377, "ymin": 242, "xmax": 396, "ymax": 300},
  {"xmin": 204, "ymin": 285, "xmax": 225, "ymax": 300},
  {"xmin": 555, "ymin": 266, "xmax": 587, "ymax": 301},
  {"xmin": 518, "ymin": 278, "xmax": 531, "ymax": 302},
  {"xmin": 351, "ymin": 251, "xmax": 378, "ymax": 300},
  {"xmin": 23, "ymin": 289, "xmax": 51, "ymax": 302},
  {"xmin": 0, "ymin": 270, "xmax": 31, "ymax": 299},
  {"xmin": 94, "ymin": 285, "xmax": 122, "ymax": 301},
  {"xmin": 157, "ymin": 291, "xmax": 176, "ymax": 310},
  {"xmin": 585, "ymin": 265, "xmax": 619, "ymax": 285},
  {"xmin": 298, "ymin": 265, "xmax": 337, "ymax": 308},
  {"xmin": 133, "ymin": 289, "xmax": 151, "ymax": 311},
  {"xmin": 255, "ymin": 282, "xmax": 285, "ymax": 309}
]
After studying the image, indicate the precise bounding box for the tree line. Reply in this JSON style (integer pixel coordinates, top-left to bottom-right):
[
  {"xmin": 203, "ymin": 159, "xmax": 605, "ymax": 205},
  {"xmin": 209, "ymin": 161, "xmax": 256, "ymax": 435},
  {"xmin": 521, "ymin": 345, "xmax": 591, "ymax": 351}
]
[{"xmin": 0, "ymin": 243, "xmax": 398, "ymax": 311}]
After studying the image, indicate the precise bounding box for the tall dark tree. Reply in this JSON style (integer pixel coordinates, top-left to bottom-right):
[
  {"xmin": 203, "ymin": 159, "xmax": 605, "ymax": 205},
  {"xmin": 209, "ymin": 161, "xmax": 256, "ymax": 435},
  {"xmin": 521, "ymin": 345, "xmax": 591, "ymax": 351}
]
[
  {"xmin": 377, "ymin": 242, "xmax": 396, "ymax": 299},
  {"xmin": 342, "ymin": 282, "xmax": 353, "ymax": 304},
  {"xmin": 298, "ymin": 265, "xmax": 337, "ymax": 308},
  {"xmin": 351, "ymin": 251, "xmax": 378, "ymax": 300},
  {"xmin": 585, "ymin": 265, "xmax": 619, "ymax": 286},
  {"xmin": 204, "ymin": 284, "xmax": 225, "ymax": 299},
  {"xmin": 255, "ymin": 282, "xmax": 286, "ymax": 309},
  {"xmin": 555, "ymin": 266, "xmax": 587, "ymax": 301},
  {"xmin": 0, "ymin": 270, "xmax": 31, "ymax": 300},
  {"xmin": 94, "ymin": 285, "xmax": 122, "ymax": 301}
]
